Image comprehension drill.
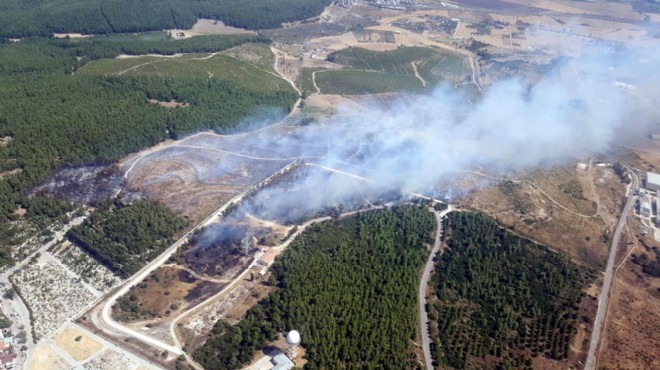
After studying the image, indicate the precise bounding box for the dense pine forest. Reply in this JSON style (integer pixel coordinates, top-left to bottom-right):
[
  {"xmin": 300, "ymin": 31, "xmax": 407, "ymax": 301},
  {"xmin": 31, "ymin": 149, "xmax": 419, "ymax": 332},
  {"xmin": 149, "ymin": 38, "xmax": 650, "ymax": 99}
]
[
  {"xmin": 0, "ymin": 34, "xmax": 297, "ymax": 266},
  {"xmin": 0, "ymin": 0, "xmax": 333, "ymax": 38},
  {"xmin": 194, "ymin": 206, "xmax": 436, "ymax": 369},
  {"xmin": 66, "ymin": 200, "xmax": 187, "ymax": 277},
  {"xmin": 430, "ymin": 212, "xmax": 594, "ymax": 369}
]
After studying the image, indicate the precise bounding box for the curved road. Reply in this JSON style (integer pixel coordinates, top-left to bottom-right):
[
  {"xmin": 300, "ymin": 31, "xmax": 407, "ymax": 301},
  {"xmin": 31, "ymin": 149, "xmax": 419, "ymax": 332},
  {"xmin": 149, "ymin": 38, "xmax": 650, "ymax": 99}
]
[
  {"xmin": 419, "ymin": 206, "xmax": 453, "ymax": 370},
  {"xmin": 584, "ymin": 167, "xmax": 639, "ymax": 369},
  {"xmin": 94, "ymin": 161, "xmax": 300, "ymax": 356}
]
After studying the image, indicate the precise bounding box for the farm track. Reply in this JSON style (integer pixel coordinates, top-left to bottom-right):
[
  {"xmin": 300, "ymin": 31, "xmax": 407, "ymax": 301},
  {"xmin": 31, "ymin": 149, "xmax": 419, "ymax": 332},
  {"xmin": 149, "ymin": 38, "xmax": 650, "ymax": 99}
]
[
  {"xmin": 411, "ymin": 61, "xmax": 427, "ymax": 87},
  {"xmin": 461, "ymin": 170, "xmax": 598, "ymax": 218}
]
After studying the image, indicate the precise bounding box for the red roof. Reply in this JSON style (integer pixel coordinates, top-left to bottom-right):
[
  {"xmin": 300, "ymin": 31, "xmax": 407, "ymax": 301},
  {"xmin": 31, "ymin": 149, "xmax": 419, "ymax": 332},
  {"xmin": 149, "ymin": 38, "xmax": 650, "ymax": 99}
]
[
  {"xmin": 0, "ymin": 353, "xmax": 15, "ymax": 364},
  {"xmin": 259, "ymin": 249, "xmax": 278, "ymax": 266}
]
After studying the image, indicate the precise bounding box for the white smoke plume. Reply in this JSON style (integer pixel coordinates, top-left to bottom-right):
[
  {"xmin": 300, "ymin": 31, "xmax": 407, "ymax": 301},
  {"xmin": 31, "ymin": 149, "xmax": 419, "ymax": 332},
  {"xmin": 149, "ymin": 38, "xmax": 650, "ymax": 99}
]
[{"xmin": 191, "ymin": 46, "xmax": 660, "ymax": 245}]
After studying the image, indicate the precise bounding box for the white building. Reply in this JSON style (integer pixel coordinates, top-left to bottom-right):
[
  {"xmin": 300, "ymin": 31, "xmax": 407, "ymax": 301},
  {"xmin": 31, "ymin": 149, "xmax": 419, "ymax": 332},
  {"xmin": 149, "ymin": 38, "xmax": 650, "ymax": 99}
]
[
  {"xmin": 646, "ymin": 172, "xmax": 660, "ymax": 192},
  {"xmin": 271, "ymin": 353, "xmax": 294, "ymax": 370},
  {"xmin": 640, "ymin": 195, "xmax": 652, "ymax": 218}
]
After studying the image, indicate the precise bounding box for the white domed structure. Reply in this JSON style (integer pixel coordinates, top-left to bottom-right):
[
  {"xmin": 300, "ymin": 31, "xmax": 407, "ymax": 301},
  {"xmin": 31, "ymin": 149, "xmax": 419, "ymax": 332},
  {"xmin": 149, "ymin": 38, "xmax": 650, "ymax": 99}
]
[{"xmin": 286, "ymin": 330, "xmax": 301, "ymax": 345}]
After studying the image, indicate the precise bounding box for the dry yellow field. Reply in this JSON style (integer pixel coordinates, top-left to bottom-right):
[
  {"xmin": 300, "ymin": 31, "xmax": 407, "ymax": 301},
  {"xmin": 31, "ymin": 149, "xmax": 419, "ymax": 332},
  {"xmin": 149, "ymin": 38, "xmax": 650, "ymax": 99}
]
[
  {"xmin": 29, "ymin": 345, "xmax": 70, "ymax": 370},
  {"xmin": 53, "ymin": 327, "xmax": 103, "ymax": 362}
]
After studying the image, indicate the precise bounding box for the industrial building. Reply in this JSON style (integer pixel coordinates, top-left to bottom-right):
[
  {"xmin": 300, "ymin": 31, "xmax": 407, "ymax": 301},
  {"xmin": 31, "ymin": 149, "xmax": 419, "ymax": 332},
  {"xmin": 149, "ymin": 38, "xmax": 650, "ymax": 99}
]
[
  {"xmin": 646, "ymin": 172, "xmax": 660, "ymax": 192},
  {"xmin": 640, "ymin": 195, "xmax": 652, "ymax": 218},
  {"xmin": 271, "ymin": 353, "xmax": 294, "ymax": 370}
]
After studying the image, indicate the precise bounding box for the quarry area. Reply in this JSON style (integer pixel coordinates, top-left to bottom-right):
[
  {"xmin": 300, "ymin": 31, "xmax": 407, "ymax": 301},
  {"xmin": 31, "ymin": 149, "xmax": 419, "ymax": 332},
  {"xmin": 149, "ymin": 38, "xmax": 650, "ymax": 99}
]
[{"xmin": 0, "ymin": 1, "xmax": 660, "ymax": 370}]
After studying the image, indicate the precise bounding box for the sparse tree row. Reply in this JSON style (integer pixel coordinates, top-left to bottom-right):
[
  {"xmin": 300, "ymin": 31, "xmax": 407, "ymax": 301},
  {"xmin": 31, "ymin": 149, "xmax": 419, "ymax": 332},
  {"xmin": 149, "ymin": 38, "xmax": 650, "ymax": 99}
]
[
  {"xmin": 0, "ymin": 35, "xmax": 297, "ymax": 265},
  {"xmin": 429, "ymin": 212, "xmax": 594, "ymax": 369},
  {"xmin": 0, "ymin": 0, "xmax": 333, "ymax": 38},
  {"xmin": 194, "ymin": 206, "xmax": 436, "ymax": 369}
]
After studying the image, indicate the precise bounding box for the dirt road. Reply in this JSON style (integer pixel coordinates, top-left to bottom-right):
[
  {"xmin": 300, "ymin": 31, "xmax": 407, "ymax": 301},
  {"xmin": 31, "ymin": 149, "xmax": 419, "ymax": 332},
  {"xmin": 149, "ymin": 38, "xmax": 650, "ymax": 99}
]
[
  {"xmin": 94, "ymin": 161, "xmax": 300, "ymax": 357},
  {"xmin": 584, "ymin": 168, "xmax": 639, "ymax": 369},
  {"xmin": 419, "ymin": 206, "xmax": 453, "ymax": 370}
]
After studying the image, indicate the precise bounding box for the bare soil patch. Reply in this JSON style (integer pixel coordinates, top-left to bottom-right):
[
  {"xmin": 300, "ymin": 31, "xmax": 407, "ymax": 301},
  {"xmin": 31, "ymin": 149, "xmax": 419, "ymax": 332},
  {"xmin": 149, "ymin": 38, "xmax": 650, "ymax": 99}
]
[
  {"xmin": 457, "ymin": 163, "xmax": 625, "ymax": 270},
  {"xmin": 190, "ymin": 19, "xmax": 257, "ymax": 35},
  {"xmin": 147, "ymin": 99, "xmax": 191, "ymax": 108},
  {"xmin": 0, "ymin": 168, "xmax": 21, "ymax": 180},
  {"xmin": 29, "ymin": 344, "xmax": 70, "ymax": 370},
  {"xmin": 53, "ymin": 33, "xmax": 92, "ymax": 39},
  {"xmin": 13, "ymin": 206, "xmax": 26, "ymax": 216},
  {"xmin": 600, "ymin": 254, "xmax": 660, "ymax": 368},
  {"xmin": 53, "ymin": 326, "xmax": 103, "ymax": 362},
  {"xmin": 113, "ymin": 265, "xmax": 224, "ymax": 322}
]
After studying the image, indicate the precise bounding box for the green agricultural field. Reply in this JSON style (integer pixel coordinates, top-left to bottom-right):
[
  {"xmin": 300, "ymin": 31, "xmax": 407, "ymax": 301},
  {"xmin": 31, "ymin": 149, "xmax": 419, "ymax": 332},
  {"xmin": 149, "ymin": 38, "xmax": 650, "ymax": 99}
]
[
  {"xmin": 297, "ymin": 67, "xmax": 324, "ymax": 96},
  {"xmin": 318, "ymin": 46, "xmax": 471, "ymax": 95},
  {"xmin": 222, "ymin": 42, "xmax": 276, "ymax": 72},
  {"xmin": 78, "ymin": 53, "xmax": 291, "ymax": 93},
  {"xmin": 315, "ymin": 69, "xmax": 423, "ymax": 95}
]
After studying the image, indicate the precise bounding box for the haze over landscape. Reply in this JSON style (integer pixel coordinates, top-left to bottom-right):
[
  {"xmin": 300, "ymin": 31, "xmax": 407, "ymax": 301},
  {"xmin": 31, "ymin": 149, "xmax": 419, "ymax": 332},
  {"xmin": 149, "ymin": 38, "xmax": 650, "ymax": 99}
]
[{"xmin": 0, "ymin": 1, "xmax": 659, "ymax": 370}]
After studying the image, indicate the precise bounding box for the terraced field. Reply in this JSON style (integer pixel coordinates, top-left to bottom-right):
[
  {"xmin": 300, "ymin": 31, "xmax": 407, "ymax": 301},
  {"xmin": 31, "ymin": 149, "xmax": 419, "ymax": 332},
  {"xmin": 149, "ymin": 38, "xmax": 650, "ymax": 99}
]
[
  {"xmin": 315, "ymin": 69, "xmax": 422, "ymax": 95},
  {"xmin": 77, "ymin": 52, "xmax": 291, "ymax": 93},
  {"xmin": 309, "ymin": 46, "xmax": 471, "ymax": 95}
]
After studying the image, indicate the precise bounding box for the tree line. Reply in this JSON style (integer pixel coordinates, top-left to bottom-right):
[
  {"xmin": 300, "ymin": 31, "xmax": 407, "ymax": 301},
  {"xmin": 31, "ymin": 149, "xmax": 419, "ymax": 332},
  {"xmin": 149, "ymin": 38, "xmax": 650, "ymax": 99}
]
[
  {"xmin": 67, "ymin": 199, "xmax": 187, "ymax": 277},
  {"xmin": 429, "ymin": 212, "xmax": 594, "ymax": 369},
  {"xmin": 194, "ymin": 206, "xmax": 436, "ymax": 369},
  {"xmin": 0, "ymin": 34, "xmax": 296, "ymax": 267},
  {"xmin": 0, "ymin": 0, "xmax": 333, "ymax": 38}
]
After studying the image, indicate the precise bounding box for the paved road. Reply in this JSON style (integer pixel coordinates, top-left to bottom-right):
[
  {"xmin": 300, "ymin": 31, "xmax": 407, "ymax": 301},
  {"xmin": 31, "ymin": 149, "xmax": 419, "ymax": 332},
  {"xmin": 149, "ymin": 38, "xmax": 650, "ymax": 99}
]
[
  {"xmin": 419, "ymin": 206, "xmax": 453, "ymax": 370},
  {"xmin": 584, "ymin": 169, "xmax": 639, "ymax": 369},
  {"xmin": 94, "ymin": 162, "xmax": 301, "ymax": 356}
]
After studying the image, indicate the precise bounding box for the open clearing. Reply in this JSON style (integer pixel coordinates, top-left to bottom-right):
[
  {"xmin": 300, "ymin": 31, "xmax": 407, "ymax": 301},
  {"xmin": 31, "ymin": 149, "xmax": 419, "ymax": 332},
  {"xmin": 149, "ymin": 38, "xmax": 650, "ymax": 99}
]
[
  {"xmin": 308, "ymin": 46, "xmax": 470, "ymax": 94},
  {"xmin": 29, "ymin": 345, "xmax": 69, "ymax": 370},
  {"xmin": 190, "ymin": 19, "xmax": 256, "ymax": 35},
  {"xmin": 77, "ymin": 52, "xmax": 292, "ymax": 93},
  {"xmin": 53, "ymin": 327, "xmax": 103, "ymax": 362},
  {"xmin": 599, "ymin": 213, "xmax": 660, "ymax": 369},
  {"xmin": 315, "ymin": 69, "xmax": 422, "ymax": 95},
  {"xmin": 328, "ymin": 46, "xmax": 469, "ymax": 82},
  {"xmin": 458, "ymin": 163, "xmax": 625, "ymax": 270}
]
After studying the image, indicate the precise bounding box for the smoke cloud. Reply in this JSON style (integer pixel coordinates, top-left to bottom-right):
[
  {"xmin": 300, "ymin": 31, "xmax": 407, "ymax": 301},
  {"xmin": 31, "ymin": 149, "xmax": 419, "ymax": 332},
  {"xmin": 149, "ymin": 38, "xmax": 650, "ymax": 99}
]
[{"xmin": 192, "ymin": 46, "xmax": 660, "ymax": 246}]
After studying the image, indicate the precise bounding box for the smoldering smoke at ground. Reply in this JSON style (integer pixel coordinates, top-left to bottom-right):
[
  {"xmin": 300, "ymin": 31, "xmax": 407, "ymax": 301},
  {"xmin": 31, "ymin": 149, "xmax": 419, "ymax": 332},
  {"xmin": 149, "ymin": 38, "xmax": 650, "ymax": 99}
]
[{"xmin": 197, "ymin": 47, "xmax": 660, "ymax": 247}]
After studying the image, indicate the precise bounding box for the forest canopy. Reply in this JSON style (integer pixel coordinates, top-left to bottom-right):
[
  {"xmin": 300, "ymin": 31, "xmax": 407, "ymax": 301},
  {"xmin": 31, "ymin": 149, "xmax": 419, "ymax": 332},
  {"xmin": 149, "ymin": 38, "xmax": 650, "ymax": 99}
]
[
  {"xmin": 0, "ymin": 0, "xmax": 333, "ymax": 38},
  {"xmin": 67, "ymin": 200, "xmax": 188, "ymax": 277},
  {"xmin": 0, "ymin": 34, "xmax": 297, "ymax": 266},
  {"xmin": 429, "ymin": 212, "xmax": 594, "ymax": 369},
  {"xmin": 194, "ymin": 206, "xmax": 436, "ymax": 369}
]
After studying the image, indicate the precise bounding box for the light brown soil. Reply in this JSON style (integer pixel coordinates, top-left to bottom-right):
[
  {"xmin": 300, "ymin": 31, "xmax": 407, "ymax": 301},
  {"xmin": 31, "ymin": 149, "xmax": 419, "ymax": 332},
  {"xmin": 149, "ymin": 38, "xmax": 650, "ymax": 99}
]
[
  {"xmin": 147, "ymin": 99, "xmax": 191, "ymax": 108},
  {"xmin": 12, "ymin": 206, "xmax": 26, "ymax": 216},
  {"xmin": 114, "ymin": 266, "xmax": 205, "ymax": 322},
  {"xmin": 190, "ymin": 19, "xmax": 256, "ymax": 35},
  {"xmin": 0, "ymin": 168, "xmax": 22, "ymax": 180},
  {"xmin": 29, "ymin": 344, "xmax": 70, "ymax": 370},
  {"xmin": 223, "ymin": 279, "xmax": 275, "ymax": 322},
  {"xmin": 458, "ymin": 163, "xmax": 624, "ymax": 270},
  {"xmin": 599, "ymin": 252, "xmax": 660, "ymax": 369},
  {"xmin": 53, "ymin": 327, "xmax": 103, "ymax": 361},
  {"xmin": 53, "ymin": 33, "xmax": 92, "ymax": 39}
]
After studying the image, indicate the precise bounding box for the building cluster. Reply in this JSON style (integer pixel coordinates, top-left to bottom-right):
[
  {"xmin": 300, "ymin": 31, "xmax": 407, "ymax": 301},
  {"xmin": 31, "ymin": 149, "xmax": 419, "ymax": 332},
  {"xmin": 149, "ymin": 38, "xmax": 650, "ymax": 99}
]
[
  {"xmin": 0, "ymin": 328, "xmax": 16, "ymax": 369},
  {"xmin": 639, "ymin": 172, "xmax": 660, "ymax": 225}
]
